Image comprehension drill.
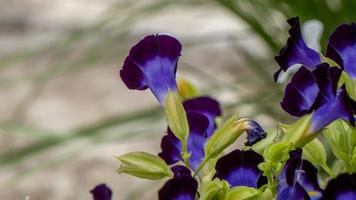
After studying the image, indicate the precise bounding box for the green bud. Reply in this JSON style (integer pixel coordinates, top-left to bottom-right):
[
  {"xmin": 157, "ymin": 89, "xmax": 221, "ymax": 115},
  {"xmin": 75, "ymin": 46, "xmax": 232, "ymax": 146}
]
[
  {"xmin": 227, "ymin": 186, "xmax": 259, "ymax": 200},
  {"xmin": 177, "ymin": 78, "xmax": 200, "ymax": 99},
  {"xmin": 165, "ymin": 91, "xmax": 189, "ymax": 154},
  {"xmin": 117, "ymin": 152, "xmax": 173, "ymax": 180},
  {"xmin": 205, "ymin": 115, "xmax": 245, "ymax": 159}
]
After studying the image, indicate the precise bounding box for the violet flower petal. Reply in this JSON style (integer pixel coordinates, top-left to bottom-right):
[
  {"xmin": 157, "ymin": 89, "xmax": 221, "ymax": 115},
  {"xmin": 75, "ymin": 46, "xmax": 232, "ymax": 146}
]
[
  {"xmin": 323, "ymin": 173, "xmax": 356, "ymax": 200},
  {"xmin": 214, "ymin": 149, "xmax": 267, "ymax": 188},
  {"xmin": 159, "ymin": 165, "xmax": 198, "ymax": 200},
  {"xmin": 327, "ymin": 23, "xmax": 356, "ymax": 79},
  {"xmin": 280, "ymin": 67, "xmax": 319, "ymax": 117},
  {"xmin": 274, "ymin": 17, "xmax": 321, "ymax": 81},
  {"xmin": 183, "ymin": 96, "xmax": 221, "ymax": 137},
  {"xmin": 120, "ymin": 34, "xmax": 182, "ymax": 104}
]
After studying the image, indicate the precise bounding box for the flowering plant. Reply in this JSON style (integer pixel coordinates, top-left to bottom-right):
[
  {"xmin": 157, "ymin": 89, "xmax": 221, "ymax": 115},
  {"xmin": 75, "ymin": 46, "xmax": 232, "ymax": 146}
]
[{"xmin": 91, "ymin": 17, "xmax": 356, "ymax": 200}]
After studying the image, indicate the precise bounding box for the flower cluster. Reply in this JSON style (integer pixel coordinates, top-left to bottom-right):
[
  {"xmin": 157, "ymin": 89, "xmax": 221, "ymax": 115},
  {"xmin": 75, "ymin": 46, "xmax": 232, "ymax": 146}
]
[{"xmin": 89, "ymin": 17, "xmax": 356, "ymax": 200}]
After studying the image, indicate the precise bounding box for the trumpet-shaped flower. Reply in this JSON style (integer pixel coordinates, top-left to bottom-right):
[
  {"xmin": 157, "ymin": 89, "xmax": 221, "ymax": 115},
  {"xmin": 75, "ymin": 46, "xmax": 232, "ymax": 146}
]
[{"xmin": 120, "ymin": 34, "xmax": 182, "ymax": 105}]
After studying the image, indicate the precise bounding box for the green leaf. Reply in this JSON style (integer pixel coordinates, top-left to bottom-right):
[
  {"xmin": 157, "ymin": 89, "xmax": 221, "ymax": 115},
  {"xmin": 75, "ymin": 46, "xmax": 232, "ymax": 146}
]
[
  {"xmin": 117, "ymin": 152, "xmax": 172, "ymax": 180},
  {"xmin": 227, "ymin": 186, "xmax": 259, "ymax": 200},
  {"xmin": 257, "ymin": 188, "xmax": 274, "ymax": 200},
  {"xmin": 252, "ymin": 129, "xmax": 278, "ymax": 155},
  {"xmin": 164, "ymin": 92, "xmax": 189, "ymax": 145}
]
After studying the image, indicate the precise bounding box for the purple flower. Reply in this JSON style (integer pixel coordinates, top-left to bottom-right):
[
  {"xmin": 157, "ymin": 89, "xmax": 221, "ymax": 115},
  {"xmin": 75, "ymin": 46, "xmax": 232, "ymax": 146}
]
[
  {"xmin": 159, "ymin": 96, "xmax": 221, "ymax": 170},
  {"xmin": 213, "ymin": 149, "xmax": 267, "ymax": 188},
  {"xmin": 277, "ymin": 149, "xmax": 322, "ymax": 200},
  {"xmin": 323, "ymin": 173, "xmax": 356, "ymax": 200},
  {"xmin": 274, "ymin": 17, "xmax": 321, "ymax": 81},
  {"xmin": 159, "ymin": 165, "xmax": 198, "ymax": 200},
  {"xmin": 327, "ymin": 23, "xmax": 356, "ymax": 79},
  {"xmin": 280, "ymin": 64, "xmax": 355, "ymax": 133},
  {"xmin": 90, "ymin": 184, "xmax": 112, "ymax": 200},
  {"xmin": 120, "ymin": 34, "xmax": 182, "ymax": 105}
]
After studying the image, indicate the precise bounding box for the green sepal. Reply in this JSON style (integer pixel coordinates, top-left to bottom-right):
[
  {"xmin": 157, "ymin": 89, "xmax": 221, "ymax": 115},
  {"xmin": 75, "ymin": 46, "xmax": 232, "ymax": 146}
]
[
  {"xmin": 117, "ymin": 152, "xmax": 173, "ymax": 180},
  {"xmin": 226, "ymin": 186, "xmax": 259, "ymax": 200},
  {"xmin": 263, "ymin": 141, "xmax": 293, "ymax": 163},
  {"xmin": 303, "ymin": 138, "xmax": 333, "ymax": 176},
  {"xmin": 257, "ymin": 188, "xmax": 274, "ymax": 200},
  {"xmin": 252, "ymin": 129, "xmax": 278, "ymax": 155},
  {"xmin": 177, "ymin": 78, "xmax": 200, "ymax": 100},
  {"xmin": 205, "ymin": 115, "xmax": 244, "ymax": 159},
  {"xmin": 281, "ymin": 114, "xmax": 316, "ymax": 147},
  {"xmin": 165, "ymin": 91, "xmax": 190, "ymax": 164},
  {"xmin": 324, "ymin": 120, "xmax": 356, "ymax": 172},
  {"xmin": 200, "ymin": 179, "xmax": 230, "ymax": 200}
]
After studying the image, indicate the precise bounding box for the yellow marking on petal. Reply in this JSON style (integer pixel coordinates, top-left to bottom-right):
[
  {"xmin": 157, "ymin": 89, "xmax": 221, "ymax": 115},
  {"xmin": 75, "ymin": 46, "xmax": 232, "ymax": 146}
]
[{"xmin": 308, "ymin": 191, "xmax": 321, "ymax": 197}]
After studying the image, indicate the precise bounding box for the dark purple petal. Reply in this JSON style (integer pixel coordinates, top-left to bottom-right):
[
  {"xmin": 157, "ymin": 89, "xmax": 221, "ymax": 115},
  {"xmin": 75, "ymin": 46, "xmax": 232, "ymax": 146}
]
[
  {"xmin": 310, "ymin": 89, "xmax": 355, "ymax": 133},
  {"xmin": 323, "ymin": 173, "xmax": 356, "ymax": 200},
  {"xmin": 183, "ymin": 96, "xmax": 221, "ymax": 137},
  {"xmin": 274, "ymin": 17, "xmax": 321, "ymax": 81},
  {"xmin": 214, "ymin": 149, "xmax": 267, "ymax": 188},
  {"xmin": 278, "ymin": 149, "xmax": 322, "ymax": 200},
  {"xmin": 90, "ymin": 184, "xmax": 112, "ymax": 200},
  {"xmin": 277, "ymin": 183, "xmax": 311, "ymax": 200},
  {"xmin": 159, "ymin": 166, "xmax": 198, "ymax": 200},
  {"xmin": 281, "ymin": 67, "xmax": 319, "ymax": 117},
  {"xmin": 158, "ymin": 130, "xmax": 181, "ymax": 165},
  {"xmin": 327, "ymin": 23, "xmax": 356, "ymax": 78},
  {"xmin": 120, "ymin": 57, "xmax": 148, "ymax": 90},
  {"xmin": 120, "ymin": 34, "xmax": 182, "ymax": 104},
  {"xmin": 159, "ymin": 112, "xmax": 209, "ymax": 170},
  {"xmin": 312, "ymin": 64, "xmax": 342, "ymax": 108},
  {"xmin": 171, "ymin": 165, "xmax": 192, "ymax": 178},
  {"xmin": 244, "ymin": 120, "xmax": 267, "ymax": 146}
]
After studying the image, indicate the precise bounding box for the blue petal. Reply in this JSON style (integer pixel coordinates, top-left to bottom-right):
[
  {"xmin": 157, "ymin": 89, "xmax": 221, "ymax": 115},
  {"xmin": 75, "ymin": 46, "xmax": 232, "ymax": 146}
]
[
  {"xmin": 327, "ymin": 23, "xmax": 356, "ymax": 79},
  {"xmin": 274, "ymin": 17, "xmax": 321, "ymax": 81},
  {"xmin": 277, "ymin": 183, "xmax": 311, "ymax": 200},
  {"xmin": 280, "ymin": 67, "xmax": 319, "ymax": 117},
  {"xmin": 121, "ymin": 34, "xmax": 182, "ymax": 104},
  {"xmin": 159, "ymin": 112, "xmax": 209, "ymax": 170},
  {"xmin": 90, "ymin": 184, "xmax": 112, "ymax": 200},
  {"xmin": 214, "ymin": 149, "xmax": 266, "ymax": 188},
  {"xmin": 244, "ymin": 120, "xmax": 267, "ymax": 146},
  {"xmin": 159, "ymin": 166, "xmax": 198, "ymax": 200},
  {"xmin": 311, "ymin": 89, "xmax": 355, "ymax": 133},
  {"xmin": 323, "ymin": 173, "xmax": 356, "ymax": 200},
  {"xmin": 183, "ymin": 96, "xmax": 221, "ymax": 137}
]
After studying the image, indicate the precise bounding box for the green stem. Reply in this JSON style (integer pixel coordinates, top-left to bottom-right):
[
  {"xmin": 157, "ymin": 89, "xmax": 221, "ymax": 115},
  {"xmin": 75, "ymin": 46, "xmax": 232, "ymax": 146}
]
[{"xmin": 193, "ymin": 156, "xmax": 210, "ymax": 177}]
